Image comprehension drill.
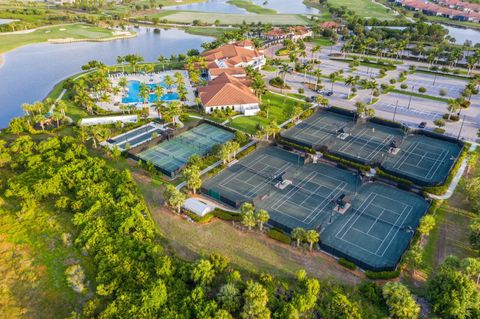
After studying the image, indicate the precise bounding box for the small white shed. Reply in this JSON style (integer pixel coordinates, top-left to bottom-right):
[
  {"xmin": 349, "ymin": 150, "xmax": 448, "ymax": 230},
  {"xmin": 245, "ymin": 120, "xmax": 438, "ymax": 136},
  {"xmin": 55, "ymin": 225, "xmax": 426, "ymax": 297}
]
[{"xmin": 183, "ymin": 198, "xmax": 213, "ymax": 217}]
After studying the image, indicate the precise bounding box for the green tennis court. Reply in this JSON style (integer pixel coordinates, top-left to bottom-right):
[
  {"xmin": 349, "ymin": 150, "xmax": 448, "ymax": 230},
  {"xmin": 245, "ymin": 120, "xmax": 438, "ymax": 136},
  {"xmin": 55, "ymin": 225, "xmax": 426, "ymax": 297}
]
[
  {"xmin": 281, "ymin": 109, "xmax": 462, "ymax": 186},
  {"xmin": 137, "ymin": 123, "xmax": 234, "ymax": 176},
  {"xmin": 202, "ymin": 146, "xmax": 429, "ymax": 270}
]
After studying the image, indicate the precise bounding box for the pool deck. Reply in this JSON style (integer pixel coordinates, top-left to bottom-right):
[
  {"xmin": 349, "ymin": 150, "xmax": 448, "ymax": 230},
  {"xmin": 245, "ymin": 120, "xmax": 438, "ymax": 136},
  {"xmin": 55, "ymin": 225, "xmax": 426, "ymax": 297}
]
[{"xmin": 97, "ymin": 70, "xmax": 195, "ymax": 117}]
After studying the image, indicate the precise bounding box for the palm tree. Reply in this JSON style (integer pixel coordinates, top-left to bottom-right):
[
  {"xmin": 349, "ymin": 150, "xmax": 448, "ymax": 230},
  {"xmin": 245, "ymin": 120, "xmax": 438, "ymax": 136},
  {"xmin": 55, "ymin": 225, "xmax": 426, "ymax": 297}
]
[
  {"xmin": 139, "ymin": 83, "xmax": 150, "ymax": 105},
  {"xmin": 117, "ymin": 55, "xmax": 125, "ymax": 73},
  {"xmin": 154, "ymin": 85, "xmax": 165, "ymax": 103},
  {"xmin": 291, "ymin": 227, "xmax": 305, "ymax": 247},
  {"xmin": 312, "ymin": 69, "xmax": 322, "ymax": 91},
  {"xmin": 91, "ymin": 125, "xmax": 111, "ymax": 148},
  {"xmin": 164, "ymin": 75, "xmax": 175, "ymax": 92},
  {"xmin": 279, "ymin": 63, "xmax": 292, "ymax": 93},
  {"xmin": 55, "ymin": 100, "xmax": 67, "ymax": 117},
  {"xmin": 311, "ymin": 45, "xmax": 321, "ymax": 62},
  {"xmin": 157, "ymin": 55, "xmax": 167, "ymax": 71},
  {"xmin": 447, "ymin": 98, "xmax": 461, "ymax": 120},
  {"xmin": 251, "ymin": 76, "xmax": 266, "ymax": 102},
  {"xmin": 344, "ymin": 76, "xmax": 357, "ymax": 99},
  {"xmin": 329, "ymin": 72, "xmax": 337, "ymax": 92},
  {"xmin": 50, "ymin": 111, "xmax": 64, "ymax": 128},
  {"xmin": 303, "ymin": 63, "xmax": 312, "ymax": 85},
  {"xmin": 366, "ymin": 80, "xmax": 378, "ymax": 104}
]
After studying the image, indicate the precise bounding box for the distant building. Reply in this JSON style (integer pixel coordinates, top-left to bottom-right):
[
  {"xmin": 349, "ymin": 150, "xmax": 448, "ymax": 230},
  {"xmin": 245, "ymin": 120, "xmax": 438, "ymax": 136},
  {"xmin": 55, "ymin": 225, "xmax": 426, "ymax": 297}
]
[
  {"xmin": 201, "ymin": 40, "xmax": 266, "ymax": 80},
  {"xmin": 320, "ymin": 21, "xmax": 341, "ymax": 31}
]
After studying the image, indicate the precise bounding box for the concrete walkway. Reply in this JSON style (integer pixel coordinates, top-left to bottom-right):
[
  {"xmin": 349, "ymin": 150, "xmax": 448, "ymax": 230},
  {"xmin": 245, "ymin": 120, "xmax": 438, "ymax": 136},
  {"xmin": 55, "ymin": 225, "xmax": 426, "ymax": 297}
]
[{"xmin": 428, "ymin": 142, "xmax": 478, "ymax": 200}]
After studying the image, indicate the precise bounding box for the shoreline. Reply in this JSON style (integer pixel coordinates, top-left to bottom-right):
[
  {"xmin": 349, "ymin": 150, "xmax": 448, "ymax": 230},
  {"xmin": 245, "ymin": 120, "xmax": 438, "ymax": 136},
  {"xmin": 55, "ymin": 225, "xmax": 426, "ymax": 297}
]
[{"xmin": 0, "ymin": 24, "xmax": 137, "ymax": 70}]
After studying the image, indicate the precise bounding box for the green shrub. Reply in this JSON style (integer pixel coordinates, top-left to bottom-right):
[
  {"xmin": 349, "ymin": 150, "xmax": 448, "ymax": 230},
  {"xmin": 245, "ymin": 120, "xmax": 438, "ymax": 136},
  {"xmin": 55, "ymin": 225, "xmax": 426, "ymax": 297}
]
[
  {"xmin": 212, "ymin": 209, "xmax": 242, "ymax": 221},
  {"xmin": 183, "ymin": 210, "xmax": 215, "ymax": 224},
  {"xmin": 400, "ymin": 83, "xmax": 408, "ymax": 89},
  {"xmin": 323, "ymin": 153, "xmax": 371, "ymax": 172},
  {"xmin": 418, "ymin": 87, "xmax": 427, "ymax": 93},
  {"xmin": 298, "ymin": 88, "xmax": 304, "ymax": 94},
  {"xmin": 338, "ymin": 258, "xmax": 357, "ymax": 270},
  {"xmin": 365, "ymin": 269, "xmax": 400, "ymax": 280},
  {"xmin": 376, "ymin": 169, "xmax": 414, "ymax": 188},
  {"xmin": 267, "ymin": 228, "xmax": 291, "ymax": 244}
]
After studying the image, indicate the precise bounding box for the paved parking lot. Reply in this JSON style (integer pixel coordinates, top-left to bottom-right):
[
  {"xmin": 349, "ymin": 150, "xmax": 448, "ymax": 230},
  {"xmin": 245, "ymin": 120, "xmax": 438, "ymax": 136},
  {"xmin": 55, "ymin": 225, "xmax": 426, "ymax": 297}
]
[{"xmin": 397, "ymin": 72, "xmax": 468, "ymax": 98}]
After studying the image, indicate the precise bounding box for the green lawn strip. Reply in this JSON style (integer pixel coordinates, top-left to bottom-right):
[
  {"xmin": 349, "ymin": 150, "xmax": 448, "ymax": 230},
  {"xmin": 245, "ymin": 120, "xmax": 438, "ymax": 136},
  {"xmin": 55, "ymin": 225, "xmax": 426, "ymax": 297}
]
[
  {"xmin": 155, "ymin": 11, "xmax": 311, "ymax": 25},
  {"xmin": 227, "ymin": 0, "xmax": 277, "ymax": 14},
  {"xmin": 228, "ymin": 91, "xmax": 309, "ymax": 133},
  {"xmin": 309, "ymin": 37, "xmax": 333, "ymax": 47},
  {"xmin": 331, "ymin": 58, "xmax": 396, "ymax": 70},
  {"xmin": 324, "ymin": 0, "xmax": 397, "ymax": 19},
  {"xmin": 184, "ymin": 26, "xmax": 237, "ymax": 38},
  {"xmin": 0, "ymin": 23, "xmax": 116, "ymax": 54},
  {"xmin": 415, "ymin": 69, "xmax": 471, "ymax": 81},
  {"xmin": 420, "ymin": 204, "xmax": 446, "ymax": 274},
  {"xmin": 390, "ymin": 89, "xmax": 449, "ymax": 103}
]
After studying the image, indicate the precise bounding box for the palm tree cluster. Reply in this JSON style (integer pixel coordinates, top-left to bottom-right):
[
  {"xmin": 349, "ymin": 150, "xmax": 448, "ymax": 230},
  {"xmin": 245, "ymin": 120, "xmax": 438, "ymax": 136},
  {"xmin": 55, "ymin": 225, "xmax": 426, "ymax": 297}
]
[
  {"xmin": 291, "ymin": 227, "xmax": 320, "ymax": 251},
  {"xmin": 240, "ymin": 203, "xmax": 270, "ymax": 232}
]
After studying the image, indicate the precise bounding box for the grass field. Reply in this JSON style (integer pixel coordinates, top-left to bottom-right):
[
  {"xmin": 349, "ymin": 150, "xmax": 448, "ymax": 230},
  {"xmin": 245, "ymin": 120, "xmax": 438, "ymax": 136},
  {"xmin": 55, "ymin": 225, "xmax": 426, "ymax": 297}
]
[
  {"xmin": 309, "ymin": 37, "xmax": 333, "ymax": 47},
  {"xmin": 184, "ymin": 26, "xmax": 237, "ymax": 37},
  {"xmin": 228, "ymin": 92, "xmax": 309, "ymax": 134},
  {"xmin": 153, "ymin": 11, "xmax": 311, "ymax": 25},
  {"xmin": 227, "ymin": 0, "xmax": 276, "ymax": 14},
  {"xmin": 0, "ymin": 24, "xmax": 121, "ymax": 54},
  {"xmin": 324, "ymin": 0, "xmax": 398, "ymax": 20}
]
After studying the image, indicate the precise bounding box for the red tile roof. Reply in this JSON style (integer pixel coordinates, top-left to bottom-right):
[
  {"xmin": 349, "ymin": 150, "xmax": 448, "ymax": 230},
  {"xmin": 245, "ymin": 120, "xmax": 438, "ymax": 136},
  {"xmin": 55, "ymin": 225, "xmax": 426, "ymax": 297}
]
[{"xmin": 197, "ymin": 73, "xmax": 258, "ymax": 107}]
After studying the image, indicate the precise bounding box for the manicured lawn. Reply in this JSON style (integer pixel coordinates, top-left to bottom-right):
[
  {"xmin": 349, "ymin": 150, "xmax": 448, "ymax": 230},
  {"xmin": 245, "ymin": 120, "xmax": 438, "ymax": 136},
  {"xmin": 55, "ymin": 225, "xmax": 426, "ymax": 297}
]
[
  {"xmin": 309, "ymin": 37, "xmax": 333, "ymax": 47},
  {"xmin": 325, "ymin": 0, "xmax": 397, "ymax": 20},
  {"xmin": 0, "ymin": 23, "xmax": 117, "ymax": 54},
  {"xmin": 153, "ymin": 11, "xmax": 311, "ymax": 25},
  {"xmin": 227, "ymin": 0, "xmax": 276, "ymax": 14},
  {"xmin": 184, "ymin": 26, "xmax": 237, "ymax": 38},
  {"xmin": 228, "ymin": 92, "xmax": 310, "ymax": 133}
]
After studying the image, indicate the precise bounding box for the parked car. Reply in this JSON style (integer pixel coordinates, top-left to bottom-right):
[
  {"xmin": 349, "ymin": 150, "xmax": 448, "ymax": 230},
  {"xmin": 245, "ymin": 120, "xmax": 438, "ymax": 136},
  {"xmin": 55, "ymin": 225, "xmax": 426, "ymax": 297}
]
[{"xmin": 418, "ymin": 122, "xmax": 427, "ymax": 129}]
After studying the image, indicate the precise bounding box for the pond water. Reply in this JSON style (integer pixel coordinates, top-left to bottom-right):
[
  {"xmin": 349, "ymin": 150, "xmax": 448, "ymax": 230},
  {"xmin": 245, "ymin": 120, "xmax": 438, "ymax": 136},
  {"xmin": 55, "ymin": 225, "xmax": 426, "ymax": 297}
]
[
  {"xmin": 0, "ymin": 19, "xmax": 17, "ymax": 25},
  {"xmin": 367, "ymin": 24, "xmax": 480, "ymax": 45},
  {"xmin": 442, "ymin": 24, "xmax": 480, "ymax": 45},
  {"xmin": 0, "ymin": 27, "xmax": 212, "ymax": 128},
  {"xmin": 164, "ymin": 0, "xmax": 319, "ymax": 14}
]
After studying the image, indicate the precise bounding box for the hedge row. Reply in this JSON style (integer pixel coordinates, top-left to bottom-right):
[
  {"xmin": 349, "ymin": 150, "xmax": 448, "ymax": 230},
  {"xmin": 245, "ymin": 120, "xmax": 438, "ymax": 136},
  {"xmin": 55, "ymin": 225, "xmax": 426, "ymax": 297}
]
[
  {"xmin": 365, "ymin": 269, "xmax": 400, "ymax": 280},
  {"xmin": 338, "ymin": 258, "xmax": 357, "ymax": 270},
  {"xmin": 267, "ymin": 228, "xmax": 292, "ymax": 245},
  {"xmin": 424, "ymin": 144, "xmax": 470, "ymax": 195},
  {"xmin": 212, "ymin": 209, "xmax": 243, "ymax": 221},
  {"xmin": 322, "ymin": 153, "xmax": 371, "ymax": 172},
  {"xmin": 376, "ymin": 169, "xmax": 414, "ymax": 189},
  {"xmin": 276, "ymin": 137, "xmax": 316, "ymax": 154},
  {"xmin": 183, "ymin": 210, "xmax": 215, "ymax": 224}
]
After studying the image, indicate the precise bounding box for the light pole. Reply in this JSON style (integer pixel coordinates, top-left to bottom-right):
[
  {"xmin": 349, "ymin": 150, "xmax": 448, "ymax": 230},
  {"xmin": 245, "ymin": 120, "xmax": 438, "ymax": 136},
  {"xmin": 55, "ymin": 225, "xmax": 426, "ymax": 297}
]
[
  {"xmin": 393, "ymin": 99, "xmax": 399, "ymax": 121},
  {"xmin": 407, "ymin": 85, "xmax": 415, "ymax": 110},
  {"xmin": 457, "ymin": 114, "xmax": 466, "ymax": 140}
]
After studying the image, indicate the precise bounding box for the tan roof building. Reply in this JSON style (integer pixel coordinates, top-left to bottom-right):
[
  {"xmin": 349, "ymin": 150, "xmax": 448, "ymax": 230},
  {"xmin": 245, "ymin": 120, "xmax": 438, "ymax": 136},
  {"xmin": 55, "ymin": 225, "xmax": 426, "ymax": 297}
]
[
  {"xmin": 201, "ymin": 43, "xmax": 266, "ymax": 71},
  {"xmin": 197, "ymin": 73, "xmax": 259, "ymax": 115}
]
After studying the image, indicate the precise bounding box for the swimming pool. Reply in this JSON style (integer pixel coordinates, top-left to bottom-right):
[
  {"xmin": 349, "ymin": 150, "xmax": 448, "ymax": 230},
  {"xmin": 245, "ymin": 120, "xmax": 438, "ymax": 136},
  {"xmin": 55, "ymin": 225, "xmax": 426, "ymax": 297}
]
[{"xmin": 122, "ymin": 80, "xmax": 179, "ymax": 104}]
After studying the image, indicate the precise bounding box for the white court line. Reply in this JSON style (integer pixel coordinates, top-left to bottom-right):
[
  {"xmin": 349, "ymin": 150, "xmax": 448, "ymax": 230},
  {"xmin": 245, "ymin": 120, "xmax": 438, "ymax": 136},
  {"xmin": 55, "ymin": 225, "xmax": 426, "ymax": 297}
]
[
  {"xmin": 338, "ymin": 128, "xmax": 391, "ymax": 161},
  {"xmin": 335, "ymin": 192, "xmax": 413, "ymax": 257},
  {"xmin": 269, "ymin": 171, "xmax": 348, "ymax": 225},
  {"xmin": 376, "ymin": 205, "xmax": 412, "ymax": 257}
]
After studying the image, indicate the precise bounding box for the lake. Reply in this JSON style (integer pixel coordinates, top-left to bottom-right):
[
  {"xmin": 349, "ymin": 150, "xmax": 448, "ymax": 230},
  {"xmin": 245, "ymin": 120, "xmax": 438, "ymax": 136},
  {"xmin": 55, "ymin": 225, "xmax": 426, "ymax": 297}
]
[
  {"xmin": 0, "ymin": 27, "xmax": 213, "ymax": 128},
  {"xmin": 164, "ymin": 0, "xmax": 319, "ymax": 14},
  {"xmin": 0, "ymin": 19, "xmax": 17, "ymax": 25},
  {"xmin": 442, "ymin": 24, "xmax": 480, "ymax": 45}
]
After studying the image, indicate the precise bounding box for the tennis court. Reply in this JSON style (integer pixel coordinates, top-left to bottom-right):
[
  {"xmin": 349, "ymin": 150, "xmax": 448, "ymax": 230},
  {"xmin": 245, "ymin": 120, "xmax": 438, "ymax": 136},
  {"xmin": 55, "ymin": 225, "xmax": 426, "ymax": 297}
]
[
  {"xmin": 202, "ymin": 146, "xmax": 429, "ymax": 270},
  {"xmin": 321, "ymin": 183, "xmax": 429, "ymax": 271},
  {"xmin": 281, "ymin": 110, "xmax": 462, "ymax": 185},
  {"xmin": 107, "ymin": 122, "xmax": 166, "ymax": 151},
  {"xmin": 136, "ymin": 123, "xmax": 234, "ymax": 176},
  {"xmin": 382, "ymin": 134, "xmax": 462, "ymax": 186}
]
